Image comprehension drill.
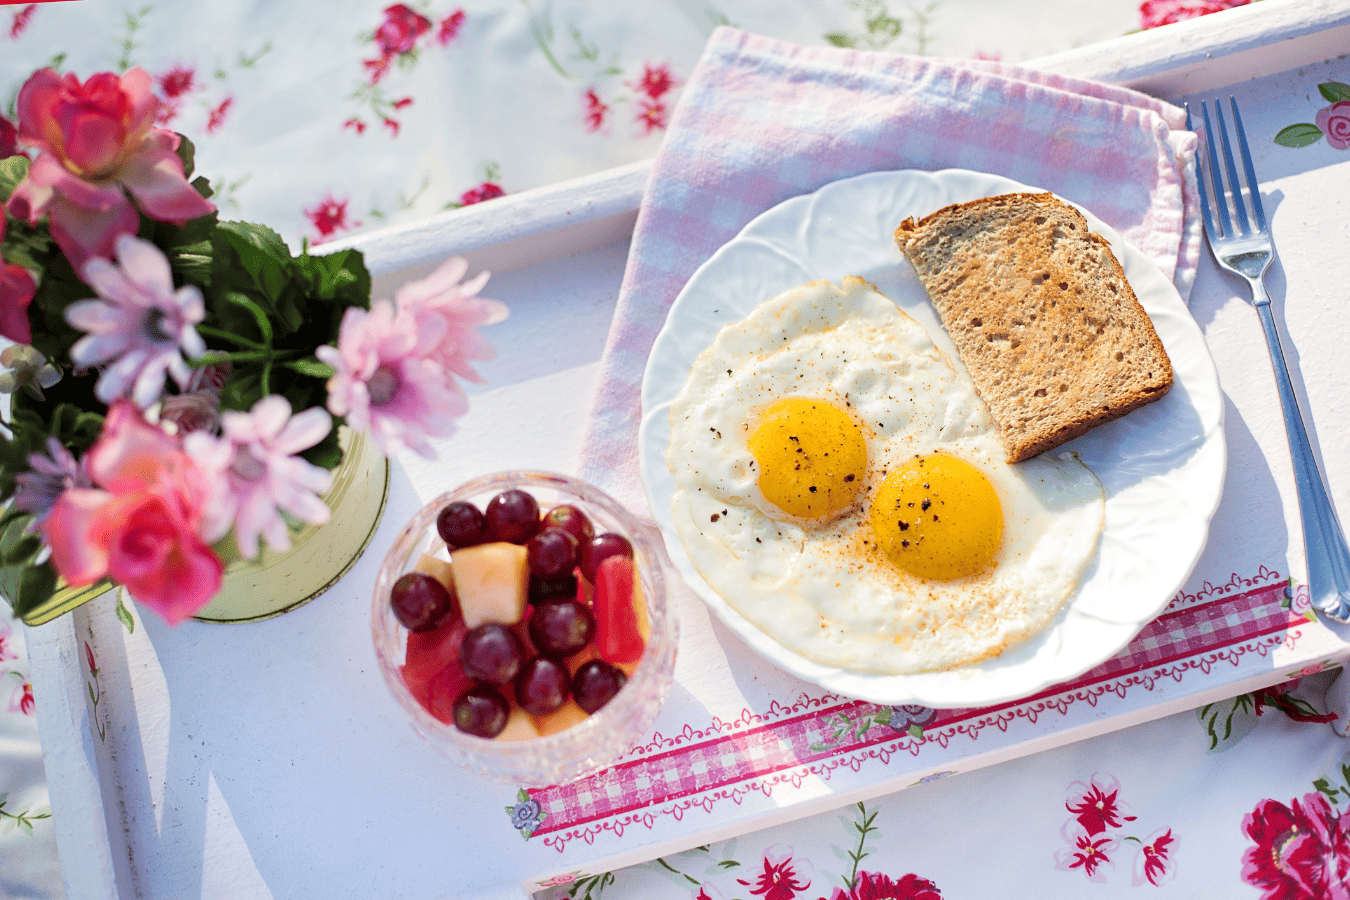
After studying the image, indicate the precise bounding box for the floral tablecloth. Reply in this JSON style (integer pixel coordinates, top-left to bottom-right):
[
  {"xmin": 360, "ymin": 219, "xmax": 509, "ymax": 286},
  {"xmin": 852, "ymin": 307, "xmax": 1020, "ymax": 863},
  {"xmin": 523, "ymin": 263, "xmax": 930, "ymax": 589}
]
[{"xmin": 4, "ymin": 1, "xmax": 1323, "ymax": 898}]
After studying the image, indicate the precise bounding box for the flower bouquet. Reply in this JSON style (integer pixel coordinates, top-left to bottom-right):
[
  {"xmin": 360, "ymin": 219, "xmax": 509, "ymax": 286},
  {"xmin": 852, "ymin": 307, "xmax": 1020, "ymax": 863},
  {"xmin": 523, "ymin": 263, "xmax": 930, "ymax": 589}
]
[{"xmin": 0, "ymin": 67, "xmax": 505, "ymax": 626}]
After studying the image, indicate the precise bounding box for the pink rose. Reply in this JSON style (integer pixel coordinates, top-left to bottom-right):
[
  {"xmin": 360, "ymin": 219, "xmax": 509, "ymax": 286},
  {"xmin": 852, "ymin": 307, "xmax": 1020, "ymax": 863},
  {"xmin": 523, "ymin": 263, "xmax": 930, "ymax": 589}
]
[
  {"xmin": 0, "ymin": 113, "xmax": 19, "ymax": 159},
  {"xmin": 1316, "ymin": 100, "xmax": 1350, "ymax": 150},
  {"xmin": 4, "ymin": 68, "xmax": 215, "ymax": 272},
  {"xmin": 0, "ymin": 214, "xmax": 37, "ymax": 344},
  {"xmin": 43, "ymin": 401, "xmax": 221, "ymax": 625},
  {"xmin": 1140, "ymin": 0, "xmax": 1250, "ymax": 29}
]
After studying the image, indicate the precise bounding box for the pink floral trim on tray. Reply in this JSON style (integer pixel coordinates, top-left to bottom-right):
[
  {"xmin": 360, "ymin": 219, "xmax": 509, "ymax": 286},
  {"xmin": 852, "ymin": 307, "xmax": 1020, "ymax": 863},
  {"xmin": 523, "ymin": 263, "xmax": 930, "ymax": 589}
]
[{"xmin": 513, "ymin": 568, "xmax": 1319, "ymax": 850}]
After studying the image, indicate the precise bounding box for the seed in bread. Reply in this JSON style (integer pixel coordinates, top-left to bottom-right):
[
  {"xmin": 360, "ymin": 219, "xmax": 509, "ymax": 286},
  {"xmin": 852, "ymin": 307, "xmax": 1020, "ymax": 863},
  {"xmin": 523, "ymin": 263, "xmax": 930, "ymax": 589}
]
[{"xmin": 894, "ymin": 192, "xmax": 1172, "ymax": 463}]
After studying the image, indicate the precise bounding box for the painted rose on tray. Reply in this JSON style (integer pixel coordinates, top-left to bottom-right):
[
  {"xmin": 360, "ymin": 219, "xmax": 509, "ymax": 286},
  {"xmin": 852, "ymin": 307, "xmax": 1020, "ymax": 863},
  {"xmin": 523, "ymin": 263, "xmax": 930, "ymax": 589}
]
[
  {"xmin": 1276, "ymin": 82, "xmax": 1350, "ymax": 148},
  {"xmin": 1241, "ymin": 792, "xmax": 1350, "ymax": 899}
]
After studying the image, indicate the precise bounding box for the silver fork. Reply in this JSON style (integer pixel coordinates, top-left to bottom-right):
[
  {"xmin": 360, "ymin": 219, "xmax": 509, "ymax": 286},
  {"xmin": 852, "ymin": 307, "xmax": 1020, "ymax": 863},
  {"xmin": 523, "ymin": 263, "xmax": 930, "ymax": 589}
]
[{"xmin": 1188, "ymin": 97, "xmax": 1350, "ymax": 623}]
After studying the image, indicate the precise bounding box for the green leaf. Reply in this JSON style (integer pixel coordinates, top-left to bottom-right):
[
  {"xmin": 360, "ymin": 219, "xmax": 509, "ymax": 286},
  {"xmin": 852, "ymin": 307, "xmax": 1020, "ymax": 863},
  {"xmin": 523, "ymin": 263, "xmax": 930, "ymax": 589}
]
[
  {"xmin": 283, "ymin": 358, "xmax": 335, "ymax": 379},
  {"xmin": 175, "ymin": 133, "xmax": 198, "ymax": 179},
  {"xmin": 13, "ymin": 563, "xmax": 58, "ymax": 620},
  {"xmin": 0, "ymin": 155, "xmax": 31, "ymax": 203},
  {"xmin": 1275, "ymin": 123, "xmax": 1323, "ymax": 148},
  {"xmin": 222, "ymin": 291, "xmax": 275, "ymax": 344},
  {"xmin": 824, "ymin": 32, "xmax": 855, "ymax": 48},
  {"xmin": 1319, "ymin": 82, "xmax": 1350, "ymax": 103},
  {"xmin": 215, "ymin": 220, "xmax": 294, "ymax": 307}
]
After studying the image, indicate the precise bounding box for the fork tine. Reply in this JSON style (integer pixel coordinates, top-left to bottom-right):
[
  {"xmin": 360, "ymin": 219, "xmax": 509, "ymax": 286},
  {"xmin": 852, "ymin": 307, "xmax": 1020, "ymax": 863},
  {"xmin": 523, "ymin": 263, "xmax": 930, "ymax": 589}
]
[
  {"xmin": 1186, "ymin": 103, "xmax": 1219, "ymax": 239},
  {"xmin": 1199, "ymin": 101, "xmax": 1234, "ymax": 238},
  {"xmin": 1229, "ymin": 97, "xmax": 1267, "ymax": 233},
  {"xmin": 1214, "ymin": 100, "xmax": 1252, "ymax": 236}
]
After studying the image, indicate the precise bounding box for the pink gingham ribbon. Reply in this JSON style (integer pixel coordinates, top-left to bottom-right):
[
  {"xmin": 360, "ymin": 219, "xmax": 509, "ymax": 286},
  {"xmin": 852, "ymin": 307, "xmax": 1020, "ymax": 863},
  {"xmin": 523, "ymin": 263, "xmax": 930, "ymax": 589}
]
[{"xmin": 578, "ymin": 25, "xmax": 1200, "ymax": 515}]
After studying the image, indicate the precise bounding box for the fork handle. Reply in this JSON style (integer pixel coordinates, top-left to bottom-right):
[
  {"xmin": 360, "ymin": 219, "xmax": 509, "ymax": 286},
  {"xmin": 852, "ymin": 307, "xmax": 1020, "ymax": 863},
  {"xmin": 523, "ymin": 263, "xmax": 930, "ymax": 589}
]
[{"xmin": 1250, "ymin": 277, "xmax": 1350, "ymax": 622}]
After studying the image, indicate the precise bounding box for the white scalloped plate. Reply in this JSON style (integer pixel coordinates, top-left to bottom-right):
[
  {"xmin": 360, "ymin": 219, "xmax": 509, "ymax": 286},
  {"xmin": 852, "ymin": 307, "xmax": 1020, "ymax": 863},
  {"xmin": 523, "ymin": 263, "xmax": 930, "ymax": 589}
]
[{"xmin": 638, "ymin": 168, "xmax": 1226, "ymax": 708}]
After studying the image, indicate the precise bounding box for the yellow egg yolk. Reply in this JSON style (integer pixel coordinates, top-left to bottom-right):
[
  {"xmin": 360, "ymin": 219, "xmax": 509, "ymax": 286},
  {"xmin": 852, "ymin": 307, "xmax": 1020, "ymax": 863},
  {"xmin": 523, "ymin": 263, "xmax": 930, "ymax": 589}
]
[
  {"xmin": 870, "ymin": 452, "xmax": 1003, "ymax": 581},
  {"xmin": 748, "ymin": 397, "xmax": 867, "ymax": 520}
]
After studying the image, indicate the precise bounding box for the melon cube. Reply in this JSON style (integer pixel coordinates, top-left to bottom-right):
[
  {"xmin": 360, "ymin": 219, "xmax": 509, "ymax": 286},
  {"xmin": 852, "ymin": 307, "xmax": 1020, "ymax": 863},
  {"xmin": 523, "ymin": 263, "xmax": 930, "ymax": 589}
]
[
  {"xmin": 530, "ymin": 700, "xmax": 590, "ymax": 737},
  {"xmin": 414, "ymin": 553, "xmax": 456, "ymax": 594},
  {"xmin": 450, "ymin": 542, "xmax": 530, "ymax": 628},
  {"xmin": 498, "ymin": 706, "xmax": 544, "ymax": 742}
]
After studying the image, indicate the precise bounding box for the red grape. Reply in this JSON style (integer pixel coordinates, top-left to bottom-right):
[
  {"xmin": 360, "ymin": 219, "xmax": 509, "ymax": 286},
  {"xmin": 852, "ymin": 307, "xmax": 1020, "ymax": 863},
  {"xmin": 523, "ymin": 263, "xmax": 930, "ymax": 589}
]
[
  {"xmin": 526, "ymin": 527, "xmax": 579, "ymax": 579},
  {"xmin": 390, "ymin": 572, "xmax": 456, "ymax": 632},
  {"xmin": 437, "ymin": 500, "xmax": 486, "ymax": 548},
  {"xmin": 572, "ymin": 660, "xmax": 627, "ymax": 713},
  {"xmin": 528, "ymin": 599, "xmax": 594, "ymax": 658},
  {"xmin": 514, "ymin": 656, "xmax": 570, "ymax": 716},
  {"xmin": 529, "ymin": 573, "xmax": 578, "ymax": 605},
  {"xmin": 484, "ymin": 490, "xmax": 542, "ymax": 544},
  {"xmin": 459, "ymin": 623, "xmax": 525, "ymax": 684},
  {"xmin": 580, "ymin": 532, "xmax": 634, "ymax": 582},
  {"xmin": 543, "ymin": 505, "xmax": 594, "ymax": 544},
  {"xmin": 452, "ymin": 685, "xmax": 509, "ymax": 737}
]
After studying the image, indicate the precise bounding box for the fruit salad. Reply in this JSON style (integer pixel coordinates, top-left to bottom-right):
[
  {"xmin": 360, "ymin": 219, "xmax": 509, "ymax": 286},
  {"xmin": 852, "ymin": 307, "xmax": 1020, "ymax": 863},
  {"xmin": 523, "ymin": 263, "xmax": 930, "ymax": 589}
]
[{"xmin": 389, "ymin": 487, "xmax": 651, "ymax": 740}]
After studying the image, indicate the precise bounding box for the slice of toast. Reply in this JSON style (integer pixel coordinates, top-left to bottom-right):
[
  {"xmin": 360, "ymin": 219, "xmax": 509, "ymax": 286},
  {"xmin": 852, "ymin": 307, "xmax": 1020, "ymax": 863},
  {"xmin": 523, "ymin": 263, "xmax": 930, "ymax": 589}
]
[{"xmin": 894, "ymin": 192, "xmax": 1172, "ymax": 463}]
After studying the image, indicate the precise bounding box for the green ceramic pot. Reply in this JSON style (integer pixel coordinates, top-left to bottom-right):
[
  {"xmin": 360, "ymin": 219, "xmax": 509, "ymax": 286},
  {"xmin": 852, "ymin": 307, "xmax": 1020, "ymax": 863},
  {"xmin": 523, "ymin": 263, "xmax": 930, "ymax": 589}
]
[{"xmin": 14, "ymin": 426, "xmax": 389, "ymax": 626}]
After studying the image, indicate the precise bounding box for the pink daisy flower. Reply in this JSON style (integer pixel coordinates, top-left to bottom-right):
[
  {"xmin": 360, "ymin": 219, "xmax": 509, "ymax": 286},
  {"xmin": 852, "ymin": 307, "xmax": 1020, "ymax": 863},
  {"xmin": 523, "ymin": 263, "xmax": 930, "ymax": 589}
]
[
  {"xmin": 184, "ymin": 395, "xmax": 334, "ymax": 559},
  {"xmin": 394, "ymin": 256, "xmax": 507, "ymax": 382},
  {"xmin": 65, "ymin": 234, "xmax": 206, "ymax": 409},
  {"xmin": 317, "ymin": 299, "xmax": 468, "ymax": 458}
]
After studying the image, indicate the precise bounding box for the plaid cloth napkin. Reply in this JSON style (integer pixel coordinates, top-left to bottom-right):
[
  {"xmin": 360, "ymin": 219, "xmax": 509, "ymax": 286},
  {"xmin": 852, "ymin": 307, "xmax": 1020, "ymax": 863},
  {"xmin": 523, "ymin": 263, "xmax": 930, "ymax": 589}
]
[{"xmin": 577, "ymin": 26, "xmax": 1201, "ymax": 509}]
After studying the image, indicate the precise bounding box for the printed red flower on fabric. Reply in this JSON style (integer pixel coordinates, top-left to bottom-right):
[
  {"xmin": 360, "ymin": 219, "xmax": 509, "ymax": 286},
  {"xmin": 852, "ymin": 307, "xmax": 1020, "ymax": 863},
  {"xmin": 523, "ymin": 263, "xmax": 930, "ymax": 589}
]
[
  {"xmin": 365, "ymin": 3, "xmax": 432, "ymax": 84},
  {"xmin": 460, "ymin": 181, "xmax": 505, "ymax": 206},
  {"xmin": 9, "ymin": 4, "xmax": 36, "ymax": 40},
  {"xmin": 1066, "ymin": 775, "xmax": 1136, "ymax": 836},
  {"xmin": 437, "ymin": 9, "xmax": 465, "ymax": 45},
  {"xmin": 10, "ymin": 681, "xmax": 35, "ymax": 716},
  {"xmin": 1134, "ymin": 828, "xmax": 1176, "ymax": 886},
  {"xmin": 584, "ymin": 88, "xmax": 610, "ymax": 132},
  {"xmin": 0, "ymin": 621, "xmax": 15, "ymax": 663},
  {"xmin": 84, "ymin": 640, "xmax": 97, "ymax": 674},
  {"xmin": 632, "ymin": 61, "xmax": 678, "ymax": 100},
  {"xmin": 1242, "ymin": 792, "xmax": 1350, "ymax": 900},
  {"xmin": 1139, "ymin": 0, "xmax": 1250, "ymax": 29},
  {"xmin": 207, "ymin": 96, "xmax": 234, "ymax": 134},
  {"xmin": 738, "ymin": 849, "xmax": 810, "ymax": 900},
  {"xmin": 636, "ymin": 98, "xmax": 669, "ymax": 135},
  {"xmin": 304, "ymin": 194, "xmax": 357, "ymax": 241},
  {"xmin": 818, "ymin": 871, "xmax": 942, "ymax": 900}
]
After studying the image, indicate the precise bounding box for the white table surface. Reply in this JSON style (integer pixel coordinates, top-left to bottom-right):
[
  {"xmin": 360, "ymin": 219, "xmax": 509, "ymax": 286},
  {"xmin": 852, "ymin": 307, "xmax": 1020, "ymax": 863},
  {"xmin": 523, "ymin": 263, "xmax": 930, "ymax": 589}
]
[{"xmin": 6, "ymin": 2, "xmax": 1350, "ymax": 899}]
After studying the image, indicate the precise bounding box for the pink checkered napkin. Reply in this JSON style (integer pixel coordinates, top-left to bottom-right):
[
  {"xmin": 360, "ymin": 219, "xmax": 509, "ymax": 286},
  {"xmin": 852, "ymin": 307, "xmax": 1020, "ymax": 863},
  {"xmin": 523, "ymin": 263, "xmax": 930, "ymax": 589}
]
[{"xmin": 577, "ymin": 26, "xmax": 1201, "ymax": 510}]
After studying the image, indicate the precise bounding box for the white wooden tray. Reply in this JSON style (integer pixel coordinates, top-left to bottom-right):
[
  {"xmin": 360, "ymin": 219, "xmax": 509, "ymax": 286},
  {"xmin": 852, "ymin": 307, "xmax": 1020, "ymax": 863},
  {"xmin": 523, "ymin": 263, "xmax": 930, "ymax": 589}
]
[{"xmin": 27, "ymin": 3, "xmax": 1350, "ymax": 898}]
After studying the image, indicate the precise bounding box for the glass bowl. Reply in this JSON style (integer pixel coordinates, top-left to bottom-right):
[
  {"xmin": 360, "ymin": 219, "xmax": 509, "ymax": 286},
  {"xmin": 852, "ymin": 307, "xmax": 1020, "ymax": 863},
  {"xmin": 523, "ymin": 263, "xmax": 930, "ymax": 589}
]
[{"xmin": 371, "ymin": 470, "xmax": 677, "ymax": 786}]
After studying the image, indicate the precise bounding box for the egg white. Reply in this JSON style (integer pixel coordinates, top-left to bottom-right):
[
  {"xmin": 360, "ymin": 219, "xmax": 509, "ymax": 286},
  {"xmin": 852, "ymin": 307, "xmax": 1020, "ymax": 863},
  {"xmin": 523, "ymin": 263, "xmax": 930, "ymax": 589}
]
[{"xmin": 666, "ymin": 277, "xmax": 1105, "ymax": 675}]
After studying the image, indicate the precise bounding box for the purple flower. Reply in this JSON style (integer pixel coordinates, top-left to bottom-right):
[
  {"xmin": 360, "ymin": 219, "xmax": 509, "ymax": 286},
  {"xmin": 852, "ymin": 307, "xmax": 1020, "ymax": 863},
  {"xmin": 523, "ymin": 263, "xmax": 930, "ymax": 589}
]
[
  {"xmin": 12, "ymin": 436, "xmax": 90, "ymax": 523},
  {"xmin": 184, "ymin": 395, "xmax": 333, "ymax": 559},
  {"xmin": 65, "ymin": 234, "xmax": 206, "ymax": 408}
]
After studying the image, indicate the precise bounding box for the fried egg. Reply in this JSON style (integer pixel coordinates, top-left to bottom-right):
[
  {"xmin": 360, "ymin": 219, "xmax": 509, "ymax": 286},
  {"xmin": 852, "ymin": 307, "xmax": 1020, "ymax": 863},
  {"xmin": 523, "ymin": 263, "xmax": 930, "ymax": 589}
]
[{"xmin": 666, "ymin": 277, "xmax": 1105, "ymax": 674}]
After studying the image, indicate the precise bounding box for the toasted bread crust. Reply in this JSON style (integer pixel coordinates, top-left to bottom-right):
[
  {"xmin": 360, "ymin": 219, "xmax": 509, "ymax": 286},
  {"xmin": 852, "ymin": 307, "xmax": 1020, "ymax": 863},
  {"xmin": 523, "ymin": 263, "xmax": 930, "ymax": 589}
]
[{"xmin": 895, "ymin": 192, "xmax": 1173, "ymax": 463}]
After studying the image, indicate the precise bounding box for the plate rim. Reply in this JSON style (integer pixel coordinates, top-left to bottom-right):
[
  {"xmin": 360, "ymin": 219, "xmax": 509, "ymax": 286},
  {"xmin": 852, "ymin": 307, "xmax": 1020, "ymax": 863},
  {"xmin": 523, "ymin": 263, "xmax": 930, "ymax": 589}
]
[{"xmin": 638, "ymin": 167, "xmax": 1226, "ymax": 707}]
